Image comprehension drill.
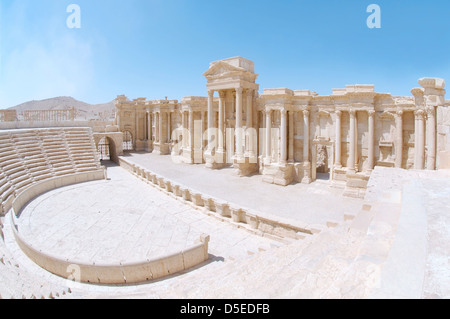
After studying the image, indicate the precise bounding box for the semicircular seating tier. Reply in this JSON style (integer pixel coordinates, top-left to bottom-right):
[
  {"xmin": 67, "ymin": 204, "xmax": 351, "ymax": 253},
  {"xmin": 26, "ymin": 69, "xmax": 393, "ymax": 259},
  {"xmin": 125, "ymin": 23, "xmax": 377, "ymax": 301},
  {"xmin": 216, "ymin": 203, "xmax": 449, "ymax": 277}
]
[{"xmin": 0, "ymin": 128, "xmax": 104, "ymax": 215}]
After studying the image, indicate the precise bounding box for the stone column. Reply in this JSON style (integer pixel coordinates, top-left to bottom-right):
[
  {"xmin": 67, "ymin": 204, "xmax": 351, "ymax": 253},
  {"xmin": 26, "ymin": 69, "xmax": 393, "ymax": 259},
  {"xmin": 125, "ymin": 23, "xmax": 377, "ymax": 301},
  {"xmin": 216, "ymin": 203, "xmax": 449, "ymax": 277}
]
[
  {"xmin": 135, "ymin": 110, "xmax": 139, "ymax": 141},
  {"xmin": 235, "ymin": 88, "xmax": 243, "ymax": 157},
  {"xmin": 395, "ymin": 110, "xmax": 403, "ymax": 169},
  {"xmin": 349, "ymin": 110, "xmax": 356, "ymax": 172},
  {"xmin": 368, "ymin": 110, "xmax": 375, "ymax": 170},
  {"xmin": 335, "ymin": 110, "xmax": 342, "ymax": 168},
  {"xmin": 201, "ymin": 111, "xmax": 206, "ymax": 151},
  {"xmin": 426, "ymin": 106, "xmax": 437, "ymax": 170},
  {"xmin": 207, "ymin": 90, "xmax": 214, "ymax": 152},
  {"xmin": 147, "ymin": 110, "xmax": 152, "ymax": 141},
  {"xmin": 167, "ymin": 112, "xmax": 171, "ymax": 142},
  {"xmin": 288, "ymin": 110, "xmax": 294, "ymax": 163},
  {"xmin": 159, "ymin": 111, "xmax": 163, "ymax": 144},
  {"xmin": 181, "ymin": 111, "xmax": 186, "ymax": 148},
  {"xmin": 246, "ymin": 89, "xmax": 254, "ymax": 157},
  {"xmin": 246, "ymin": 89, "xmax": 253, "ymax": 128},
  {"xmin": 265, "ymin": 110, "xmax": 272, "ymax": 162},
  {"xmin": 415, "ymin": 110, "xmax": 426, "ymax": 170},
  {"xmin": 218, "ymin": 91, "xmax": 225, "ymax": 153},
  {"xmin": 280, "ymin": 109, "xmax": 287, "ymax": 164},
  {"xmin": 262, "ymin": 111, "xmax": 266, "ymax": 158},
  {"xmin": 189, "ymin": 110, "xmax": 194, "ymax": 151},
  {"xmin": 303, "ymin": 110, "xmax": 310, "ymax": 163}
]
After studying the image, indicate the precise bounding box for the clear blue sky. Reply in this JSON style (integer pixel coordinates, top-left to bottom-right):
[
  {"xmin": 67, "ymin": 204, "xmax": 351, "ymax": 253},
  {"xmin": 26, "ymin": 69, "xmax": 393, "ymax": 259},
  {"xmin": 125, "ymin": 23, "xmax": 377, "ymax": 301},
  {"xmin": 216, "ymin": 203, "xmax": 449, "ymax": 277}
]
[{"xmin": 1, "ymin": 0, "xmax": 450, "ymax": 108}]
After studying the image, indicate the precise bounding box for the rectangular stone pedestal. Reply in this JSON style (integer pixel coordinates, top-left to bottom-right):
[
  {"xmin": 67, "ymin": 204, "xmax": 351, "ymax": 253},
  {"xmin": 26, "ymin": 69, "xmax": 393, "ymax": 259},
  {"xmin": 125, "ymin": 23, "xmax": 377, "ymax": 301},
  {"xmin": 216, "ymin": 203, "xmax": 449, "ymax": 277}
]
[
  {"xmin": 154, "ymin": 143, "xmax": 170, "ymax": 155},
  {"xmin": 262, "ymin": 163, "xmax": 294, "ymax": 186},
  {"xmin": 233, "ymin": 155, "xmax": 258, "ymax": 176}
]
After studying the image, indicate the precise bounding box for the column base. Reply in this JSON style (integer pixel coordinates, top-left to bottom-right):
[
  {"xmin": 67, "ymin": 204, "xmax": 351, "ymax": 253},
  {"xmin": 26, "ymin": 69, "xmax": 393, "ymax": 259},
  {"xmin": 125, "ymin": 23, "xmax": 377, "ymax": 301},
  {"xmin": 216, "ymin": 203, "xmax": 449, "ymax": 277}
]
[
  {"xmin": 205, "ymin": 150, "xmax": 227, "ymax": 169},
  {"xmin": 154, "ymin": 143, "xmax": 170, "ymax": 155},
  {"xmin": 146, "ymin": 140, "xmax": 154, "ymax": 153},
  {"xmin": 233, "ymin": 155, "xmax": 259, "ymax": 177},
  {"xmin": 301, "ymin": 162, "xmax": 312, "ymax": 184},
  {"xmin": 262, "ymin": 162, "xmax": 294, "ymax": 186}
]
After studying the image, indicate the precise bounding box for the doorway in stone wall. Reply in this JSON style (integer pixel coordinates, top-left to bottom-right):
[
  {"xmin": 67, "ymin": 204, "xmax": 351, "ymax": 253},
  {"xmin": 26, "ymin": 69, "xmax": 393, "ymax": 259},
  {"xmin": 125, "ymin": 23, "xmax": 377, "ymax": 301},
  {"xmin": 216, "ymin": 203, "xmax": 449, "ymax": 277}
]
[
  {"xmin": 123, "ymin": 130, "xmax": 134, "ymax": 152},
  {"xmin": 312, "ymin": 140, "xmax": 335, "ymax": 182},
  {"xmin": 97, "ymin": 137, "xmax": 118, "ymax": 163}
]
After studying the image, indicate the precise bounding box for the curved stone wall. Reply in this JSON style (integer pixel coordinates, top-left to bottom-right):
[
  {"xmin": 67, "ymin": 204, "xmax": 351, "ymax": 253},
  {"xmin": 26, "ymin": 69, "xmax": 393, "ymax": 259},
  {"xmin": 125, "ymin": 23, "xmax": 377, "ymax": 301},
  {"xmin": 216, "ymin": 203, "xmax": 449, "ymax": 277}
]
[{"xmin": 10, "ymin": 172, "xmax": 210, "ymax": 285}]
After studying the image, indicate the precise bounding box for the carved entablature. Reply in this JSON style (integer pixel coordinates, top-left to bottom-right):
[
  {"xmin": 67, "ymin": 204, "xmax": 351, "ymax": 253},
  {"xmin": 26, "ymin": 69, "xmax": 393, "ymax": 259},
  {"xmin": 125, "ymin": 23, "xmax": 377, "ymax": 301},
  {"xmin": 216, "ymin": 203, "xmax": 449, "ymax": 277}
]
[{"xmin": 203, "ymin": 57, "xmax": 259, "ymax": 92}]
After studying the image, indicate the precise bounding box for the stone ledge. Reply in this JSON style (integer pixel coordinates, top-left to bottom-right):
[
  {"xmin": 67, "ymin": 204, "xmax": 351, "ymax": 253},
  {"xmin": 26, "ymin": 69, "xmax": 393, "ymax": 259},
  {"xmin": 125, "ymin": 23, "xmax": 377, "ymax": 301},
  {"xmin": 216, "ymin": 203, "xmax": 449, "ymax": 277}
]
[
  {"xmin": 9, "ymin": 171, "xmax": 210, "ymax": 284},
  {"xmin": 119, "ymin": 157, "xmax": 315, "ymax": 241}
]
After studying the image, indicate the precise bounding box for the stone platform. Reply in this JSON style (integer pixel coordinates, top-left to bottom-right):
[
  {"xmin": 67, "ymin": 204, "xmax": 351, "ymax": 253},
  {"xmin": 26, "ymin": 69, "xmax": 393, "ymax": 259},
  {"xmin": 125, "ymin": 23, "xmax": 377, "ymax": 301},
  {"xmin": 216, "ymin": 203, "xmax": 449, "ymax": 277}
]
[
  {"xmin": 119, "ymin": 152, "xmax": 364, "ymax": 228},
  {"xmin": 15, "ymin": 163, "xmax": 280, "ymax": 268}
]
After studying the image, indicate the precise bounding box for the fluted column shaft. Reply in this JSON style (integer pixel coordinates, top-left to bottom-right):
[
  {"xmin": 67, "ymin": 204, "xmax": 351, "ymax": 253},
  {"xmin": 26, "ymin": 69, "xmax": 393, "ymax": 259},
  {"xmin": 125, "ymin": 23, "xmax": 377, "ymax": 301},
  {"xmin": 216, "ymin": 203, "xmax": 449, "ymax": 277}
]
[
  {"xmin": 368, "ymin": 110, "xmax": 375, "ymax": 170},
  {"xmin": 235, "ymin": 88, "xmax": 243, "ymax": 157},
  {"xmin": 335, "ymin": 110, "xmax": 342, "ymax": 168},
  {"xmin": 280, "ymin": 110, "xmax": 287, "ymax": 163},
  {"xmin": 303, "ymin": 110, "xmax": 310, "ymax": 163}
]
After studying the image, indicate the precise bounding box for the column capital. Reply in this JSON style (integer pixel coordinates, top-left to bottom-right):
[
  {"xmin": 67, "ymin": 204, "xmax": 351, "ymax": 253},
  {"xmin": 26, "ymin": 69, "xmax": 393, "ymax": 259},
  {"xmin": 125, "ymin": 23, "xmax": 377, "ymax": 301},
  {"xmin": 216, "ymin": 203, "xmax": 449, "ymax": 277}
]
[
  {"xmin": 218, "ymin": 90, "xmax": 226, "ymax": 98},
  {"xmin": 415, "ymin": 109, "xmax": 425, "ymax": 118},
  {"xmin": 281, "ymin": 109, "xmax": 287, "ymax": 117},
  {"xmin": 426, "ymin": 106, "xmax": 436, "ymax": 116},
  {"xmin": 396, "ymin": 110, "xmax": 404, "ymax": 117},
  {"xmin": 335, "ymin": 110, "xmax": 342, "ymax": 117},
  {"xmin": 303, "ymin": 110, "xmax": 310, "ymax": 117},
  {"xmin": 265, "ymin": 109, "xmax": 272, "ymax": 116},
  {"xmin": 349, "ymin": 109, "xmax": 356, "ymax": 117},
  {"xmin": 368, "ymin": 110, "xmax": 376, "ymax": 118},
  {"xmin": 236, "ymin": 87, "xmax": 243, "ymax": 95},
  {"xmin": 208, "ymin": 90, "xmax": 214, "ymax": 98}
]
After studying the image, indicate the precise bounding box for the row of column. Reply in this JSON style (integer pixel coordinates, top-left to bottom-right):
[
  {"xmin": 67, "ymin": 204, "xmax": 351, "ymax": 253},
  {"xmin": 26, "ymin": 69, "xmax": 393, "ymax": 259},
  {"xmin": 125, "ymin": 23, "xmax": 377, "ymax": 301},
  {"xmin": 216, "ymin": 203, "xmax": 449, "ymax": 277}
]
[
  {"xmin": 335, "ymin": 108, "xmax": 436, "ymax": 172},
  {"xmin": 335, "ymin": 110, "xmax": 376, "ymax": 173},
  {"xmin": 180, "ymin": 110, "xmax": 207, "ymax": 150},
  {"xmin": 144, "ymin": 110, "xmax": 172, "ymax": 144},
  {"xmin": 264, "ymin": 109, "xmax": 309, "ymax": 165},
  {"xmin": 415, "ymin": 107, "xmax": 436, "ymax": 170},
  {"xmin": 140, "ymin": 105, "xmax": 437, "ymax": 171},
  {"xmin": 207, "ymin": 88, "xmax": 255, "ymax": 157},
  {"xmin": 23, "ymin": 109, "xmax": 75, "ymax": 122}
]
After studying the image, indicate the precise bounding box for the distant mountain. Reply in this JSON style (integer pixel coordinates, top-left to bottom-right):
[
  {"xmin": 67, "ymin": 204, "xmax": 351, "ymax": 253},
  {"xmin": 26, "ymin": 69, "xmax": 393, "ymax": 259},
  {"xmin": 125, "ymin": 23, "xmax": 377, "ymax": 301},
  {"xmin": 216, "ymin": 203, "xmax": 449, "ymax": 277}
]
[{"xmin": 8, "ymin": 96, "xmax": 116, "ymax": 120}]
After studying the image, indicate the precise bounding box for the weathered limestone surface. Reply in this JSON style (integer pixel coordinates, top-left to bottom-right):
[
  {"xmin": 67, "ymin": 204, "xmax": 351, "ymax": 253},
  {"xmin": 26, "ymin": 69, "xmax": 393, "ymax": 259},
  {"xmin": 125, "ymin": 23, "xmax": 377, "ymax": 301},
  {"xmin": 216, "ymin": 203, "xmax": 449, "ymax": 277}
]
[{"xmin": 114, "ymin": 57, "xmax": 448, "ymax": 196}]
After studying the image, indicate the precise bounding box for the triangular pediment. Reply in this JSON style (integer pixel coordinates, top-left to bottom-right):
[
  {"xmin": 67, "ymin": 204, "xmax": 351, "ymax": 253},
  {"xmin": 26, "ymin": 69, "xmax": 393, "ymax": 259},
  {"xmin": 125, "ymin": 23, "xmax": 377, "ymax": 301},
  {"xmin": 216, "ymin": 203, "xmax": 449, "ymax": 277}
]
[{"xmin": 203, "ymin": 61, "xmax": 246, "ymax": 77}]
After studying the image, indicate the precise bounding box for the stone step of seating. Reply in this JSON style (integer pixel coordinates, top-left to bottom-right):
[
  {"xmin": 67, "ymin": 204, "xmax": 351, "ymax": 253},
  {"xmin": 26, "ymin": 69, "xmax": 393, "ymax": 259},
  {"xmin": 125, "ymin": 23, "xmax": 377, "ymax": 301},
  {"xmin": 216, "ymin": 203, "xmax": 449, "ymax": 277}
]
[
  {"xmin": 45, "ymin": 150, "xmax": 69, "ymax": 156},
  {"xmin": 0, "ymin": 155, "xmax": 19, "ymax": 164},
  {"xmin": 53, "ymin": 165, "xmax": 75, "ymax": 174},
  {"xmin": 1, "ymin": 187, "xmax": 15, "ymax": 202},
  {"xmin": 42, "ymin": 140, "xmax": 65, "ymax": 145},
  {"xmin": 14, "ymin": 179, "xmax": 34, "ymax": 194},
  {"xmin": 0, "ymin": 178, "xmax": 8, "ymax": 189},
  {"xmin": 23, "ymin": 158, "xmax": 47, "ymax": 166},
  {"xmin": 2, "ymin": 165, "xmax": 25, "ymax": 176},
  {"xmin": 33, "ymin": 174, "xmax": 55, "ymax": 182},
  {"xmin": 76, "ymin": 167, "xmax": 97, "ymax": 173},
  {"xmin": 14, "ymin": 140, "xmax": 40, "ymax": 147},
  {"xmin": 15, "ymin": 146, "xmax": 41, "ymax": 153},
  {"xmin": 0, "ymin": 158, "xmax": 20, "ymax": 167},
  {"xmin": 47, "ymin": 155, "xmax": 69, "ymax": 162},
  {"xmin": 10, "ymin": 173, "xmax": 31, "ymax": 185},
  {"xmin": 0, "ymin": 146, "xmax": 15, "ymax": 153},
  {"xmin": 0, "ymin": 183, "xmax": 13, "ymax": 196},
  {"xmin": 26, "ymin": 164, "xmax": 49, "ymax": 173},
  {"xmin": 73, "ymin": 159, "xmax": 96, "ymax": 164},
  {"xmin": 28, "ymin": 166, "xmax": 52, "ymax": 174},
  {"xmin": 49, "ymin": 159, "xmax": 72, "ymax": 167},
  {"xmin": 54, "ymin": 169, "xmax": 76, "ymax": 176}
]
